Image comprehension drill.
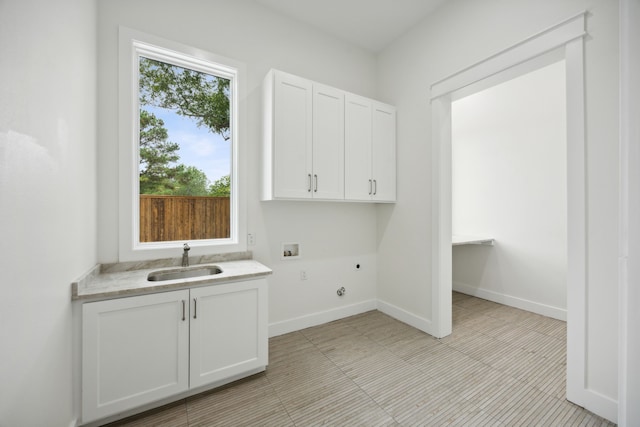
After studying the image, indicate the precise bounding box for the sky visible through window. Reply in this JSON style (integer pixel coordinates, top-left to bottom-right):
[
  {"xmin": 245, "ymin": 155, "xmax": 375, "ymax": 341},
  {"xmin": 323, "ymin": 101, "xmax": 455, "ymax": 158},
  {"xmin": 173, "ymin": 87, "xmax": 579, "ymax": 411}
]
[{"xmin": 146, "ymin": 104, "xmax": 230, "ymax": 185}]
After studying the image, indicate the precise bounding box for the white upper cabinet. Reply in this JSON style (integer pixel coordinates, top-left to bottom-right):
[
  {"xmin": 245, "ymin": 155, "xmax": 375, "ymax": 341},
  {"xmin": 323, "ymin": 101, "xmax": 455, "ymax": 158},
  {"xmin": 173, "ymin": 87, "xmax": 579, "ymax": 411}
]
[
  {"xmin": 263, "ymin": 69, "xmax": 395, "ymax": 203},
  {"xmin": 345, "ymin": 94, "xmax": 373, "ymax": 201},
  {"xmin": 371, "ymin": 102, "xmax": 397, "ymax": 202},
  {"xmin": 271, "ymin": 71, "xmax": 313, "ymax": 199},
  {"xmin": 345, "ymin": 94, "xmax": 397, "ymax": 202},
  {"xmin": 312, "ymin": 83, "xmax": 345, "ymax": 200},
  {"xmin": 263, "ymin": 70, "xmax": 344, "ymax": 200}
]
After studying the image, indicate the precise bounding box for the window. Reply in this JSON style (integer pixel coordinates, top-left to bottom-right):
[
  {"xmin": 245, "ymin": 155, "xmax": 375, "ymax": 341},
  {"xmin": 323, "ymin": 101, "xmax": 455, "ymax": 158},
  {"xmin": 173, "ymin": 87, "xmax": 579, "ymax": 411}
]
[{"xmin": 119, "ymin": 28, "xmax": 246, "ymax": 261}]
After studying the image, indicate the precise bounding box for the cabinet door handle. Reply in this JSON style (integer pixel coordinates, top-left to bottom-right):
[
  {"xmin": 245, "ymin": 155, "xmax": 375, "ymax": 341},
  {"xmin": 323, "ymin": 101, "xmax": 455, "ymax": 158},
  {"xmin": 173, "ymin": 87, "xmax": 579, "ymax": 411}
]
[
  {"xmin": 308, "ymin": 174, "xmax": 312, "ymax": 192},
  {"xmin": 193, "ymin": 298, "xmax": 197, "ymax": 319},
  {"xmin": 373, "ymin": 179, "xmax": 377, "ymax": 195},
  {"xmin": 181, "ymin": 300, "xmax": 185, "ymax": 321},
  {"xmin": 368, "ymin": 179, "xmax": 372, "ymax": 195},
  {"xmin": 314, "ymin": 174, "xmax": 318, "ymax": 192}
]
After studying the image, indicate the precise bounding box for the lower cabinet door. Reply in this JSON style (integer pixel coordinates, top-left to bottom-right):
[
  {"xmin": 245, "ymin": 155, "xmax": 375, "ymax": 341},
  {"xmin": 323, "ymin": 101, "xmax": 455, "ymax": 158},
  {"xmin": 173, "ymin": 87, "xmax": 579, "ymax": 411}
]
[
  {"xmin": 189, "ymin": 279, "xmax": 268, "ymax": 389},
  {"xmin": 82, "ymin": 290, "xmax": 190, "ymax": 423}
]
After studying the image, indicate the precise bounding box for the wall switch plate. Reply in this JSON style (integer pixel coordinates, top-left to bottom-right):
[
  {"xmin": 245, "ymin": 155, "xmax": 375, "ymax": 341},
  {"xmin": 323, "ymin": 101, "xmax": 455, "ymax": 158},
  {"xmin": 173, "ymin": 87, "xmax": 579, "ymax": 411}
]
[
  {"xmin": 300, "ymin": 270, "xmax": 308, "ymax": 281},
  {"xmin": 247, "ymin": 233, "xmax": 255, "ymax": 246}
]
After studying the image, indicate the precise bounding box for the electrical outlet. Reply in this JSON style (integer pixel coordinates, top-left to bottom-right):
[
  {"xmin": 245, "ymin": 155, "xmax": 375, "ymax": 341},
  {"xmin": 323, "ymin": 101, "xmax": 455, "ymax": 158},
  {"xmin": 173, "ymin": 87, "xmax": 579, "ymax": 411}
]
[
  {"xmin": 300, "ymin": 270, "xmax": 308, "ymax": 281},
  {"xmin": 247, "ymin": 233, "xmax": 256, "ymax": 246}
]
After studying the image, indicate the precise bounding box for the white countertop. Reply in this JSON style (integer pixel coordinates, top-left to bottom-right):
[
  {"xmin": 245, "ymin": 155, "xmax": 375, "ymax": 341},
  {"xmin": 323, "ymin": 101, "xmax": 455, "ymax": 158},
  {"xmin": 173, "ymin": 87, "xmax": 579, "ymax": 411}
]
[
  {"xmin": 72, "ymin": 259, "xmax": 272, "ymax": 301},
  {"xmin": 452, "ymin": 235, "xmax": 495, "ymax": 246}
]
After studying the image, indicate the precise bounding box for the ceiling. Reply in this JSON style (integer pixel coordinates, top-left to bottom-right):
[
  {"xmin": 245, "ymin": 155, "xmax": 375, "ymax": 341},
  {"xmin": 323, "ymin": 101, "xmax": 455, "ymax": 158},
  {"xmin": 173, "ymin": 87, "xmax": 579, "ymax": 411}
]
[{"xmin": 254, "ymin": 0, "xmax": 446, "ymax": 53}]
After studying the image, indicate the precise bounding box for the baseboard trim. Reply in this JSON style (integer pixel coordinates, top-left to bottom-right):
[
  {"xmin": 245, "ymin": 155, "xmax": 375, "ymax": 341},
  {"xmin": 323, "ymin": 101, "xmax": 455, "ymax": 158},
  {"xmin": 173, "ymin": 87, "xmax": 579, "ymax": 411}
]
[
  {"xmin": 268, "ymin": 287, "xmax": 564, "ymax": 339},
  {"xmin": 268, "ymin": 299, "xmax": 377, "ymax": 337},
  {"xmin": 376, "ymin": 299, "xmax": 433, "ymax": 335},
  {"xmin": 453, "ymin": 282, "xmax": 567, "ymax": 321}
]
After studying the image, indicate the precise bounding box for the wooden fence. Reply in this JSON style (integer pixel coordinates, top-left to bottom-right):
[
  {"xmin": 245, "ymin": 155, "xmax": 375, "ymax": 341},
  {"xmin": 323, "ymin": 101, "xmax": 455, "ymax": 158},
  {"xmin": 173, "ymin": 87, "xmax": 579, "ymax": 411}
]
[{"xmin": 140, "ymin": 195, "xmax": 230, "ymax": 242}]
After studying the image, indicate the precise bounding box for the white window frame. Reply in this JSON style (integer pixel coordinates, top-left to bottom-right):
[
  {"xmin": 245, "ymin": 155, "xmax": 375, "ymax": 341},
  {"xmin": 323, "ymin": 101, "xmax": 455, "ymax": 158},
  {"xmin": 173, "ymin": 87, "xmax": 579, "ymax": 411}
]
[{"xmin": 118, "ymin": 27, "xmax": 246, "ymax": 261}]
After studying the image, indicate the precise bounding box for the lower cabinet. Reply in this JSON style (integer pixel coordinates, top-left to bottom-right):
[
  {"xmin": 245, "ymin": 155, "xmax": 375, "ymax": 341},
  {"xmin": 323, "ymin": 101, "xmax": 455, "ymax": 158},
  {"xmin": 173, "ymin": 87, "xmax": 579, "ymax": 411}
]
[
  {"xmin": 189, "ymin": 281, "xmax": 267, "ymax": 388},
  {"xmin": 81, "ymin": 279, "xmax": 268, "ymax": 424}
]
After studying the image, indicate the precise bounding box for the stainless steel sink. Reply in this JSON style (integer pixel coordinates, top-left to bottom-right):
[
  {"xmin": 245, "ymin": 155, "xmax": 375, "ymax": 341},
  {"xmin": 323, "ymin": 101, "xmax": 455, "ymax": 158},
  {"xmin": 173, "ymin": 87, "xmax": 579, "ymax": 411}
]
[{"xmin": 147, "ymin": 266, "xmax": 223, "ymax": 282}]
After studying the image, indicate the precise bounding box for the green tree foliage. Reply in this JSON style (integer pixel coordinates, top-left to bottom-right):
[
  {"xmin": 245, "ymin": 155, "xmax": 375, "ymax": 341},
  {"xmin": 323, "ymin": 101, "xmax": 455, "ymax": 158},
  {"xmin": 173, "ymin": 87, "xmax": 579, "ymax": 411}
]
[
  {"xmin": 173, "ymin": 166, "xmax": 211, "ymax": 196},
  {"xmin": 139, "ymin": 57, "xmax": 230, "ymax": 140},
  {"xmin": 138, "ymin": 57, "xmax": 232, "ymax": 197},
  {"xmin": 139, "ymin": 109, "xmax": 181, "ymax": 194},
  {"xmin": 208, "ymin": 175, "xmax": 231, "ymax": 197}
]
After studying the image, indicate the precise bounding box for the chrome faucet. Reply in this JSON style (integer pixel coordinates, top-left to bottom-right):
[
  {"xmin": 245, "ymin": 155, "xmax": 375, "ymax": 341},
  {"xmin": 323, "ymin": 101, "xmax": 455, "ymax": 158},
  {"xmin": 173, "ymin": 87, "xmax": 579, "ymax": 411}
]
[{"xmin": 182, "ymin": 243, "xmax": 190, "ymax": 267}]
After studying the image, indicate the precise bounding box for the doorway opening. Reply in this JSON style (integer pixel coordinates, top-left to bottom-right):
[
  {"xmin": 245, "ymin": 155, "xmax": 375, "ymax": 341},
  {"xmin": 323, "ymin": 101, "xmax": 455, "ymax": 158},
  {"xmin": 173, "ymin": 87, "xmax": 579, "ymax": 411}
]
[
  {"xmin": 429, "ymin": 12, "xmax": 587, "ymax": 408},
  {"xmin": 451, "ymin": 59, "xmax": 567, "ymax": 320}
]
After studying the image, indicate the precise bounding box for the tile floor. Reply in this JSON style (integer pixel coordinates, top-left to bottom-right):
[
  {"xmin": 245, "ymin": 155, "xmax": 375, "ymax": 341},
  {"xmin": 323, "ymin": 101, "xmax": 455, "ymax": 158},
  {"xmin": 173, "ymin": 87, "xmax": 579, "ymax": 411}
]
[{"xmin": 106, "ymin": 292, "xmax": 615, "ymax": 426}]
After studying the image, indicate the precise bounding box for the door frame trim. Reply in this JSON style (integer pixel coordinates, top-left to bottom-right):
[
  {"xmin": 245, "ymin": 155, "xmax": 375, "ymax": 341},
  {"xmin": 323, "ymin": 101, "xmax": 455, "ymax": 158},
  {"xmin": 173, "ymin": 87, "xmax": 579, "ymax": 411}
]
[{"xmin": 429, "ymin": 11, "xmax": 614, "ymax": 421}]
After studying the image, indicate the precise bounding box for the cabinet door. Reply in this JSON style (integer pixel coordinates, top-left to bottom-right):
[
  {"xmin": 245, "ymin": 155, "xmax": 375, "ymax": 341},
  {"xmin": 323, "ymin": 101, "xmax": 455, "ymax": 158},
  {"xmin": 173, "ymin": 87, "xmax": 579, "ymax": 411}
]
[
  {"xmin": 273, "ymin": 71, "xmax": 313, "ymax": 199},
  {"xmin": 312, "ymin": 84, "xmax": 345, "ymax": 200},
  {"xmin": 82, "ymin": 290, "xmax": 189, "ymax": 423},
  {"xmin": 345, "ymin": 94, "xmax": 373, "ymax": 200},
  {"xmin": 189, "ymin": 279, "xmax": 268, "ymax": 389},
  {"xmin": 372, "ymin": 102, "xmax": 397, "ymax": 202}
]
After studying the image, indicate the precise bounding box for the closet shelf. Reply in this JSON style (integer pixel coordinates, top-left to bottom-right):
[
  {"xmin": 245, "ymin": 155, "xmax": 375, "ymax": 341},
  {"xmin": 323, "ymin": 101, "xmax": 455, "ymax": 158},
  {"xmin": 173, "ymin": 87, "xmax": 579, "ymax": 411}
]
[{"xmin": 452, "ymin": 235, "xmax": 495, "ymax": 246}]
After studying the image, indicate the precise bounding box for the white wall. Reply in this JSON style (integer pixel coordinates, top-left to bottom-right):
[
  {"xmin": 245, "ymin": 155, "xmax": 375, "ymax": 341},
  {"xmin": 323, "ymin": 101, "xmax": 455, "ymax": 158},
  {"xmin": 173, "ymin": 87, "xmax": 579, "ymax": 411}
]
[
  {"xmin": 97, "ymin": 0, "xmax": 379, "ymax": 333},
  {"xmin": 451, "ymin": 60, "xmax": 567, "ymax": 319},
  {"xmin": 376, "ymin": 0, "xmax": 619, "ymax": 418},
  {"xmin": 0, "ymin": 0, "xmax": 97, "ymax": 426}
]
